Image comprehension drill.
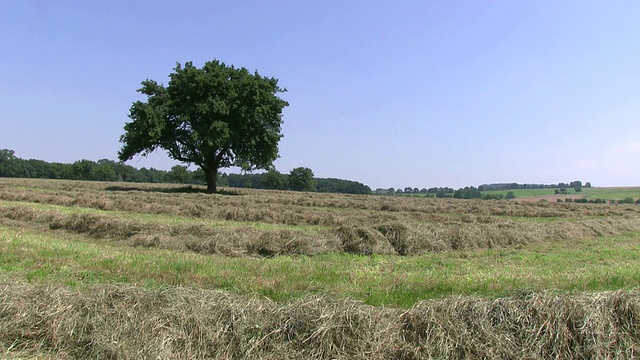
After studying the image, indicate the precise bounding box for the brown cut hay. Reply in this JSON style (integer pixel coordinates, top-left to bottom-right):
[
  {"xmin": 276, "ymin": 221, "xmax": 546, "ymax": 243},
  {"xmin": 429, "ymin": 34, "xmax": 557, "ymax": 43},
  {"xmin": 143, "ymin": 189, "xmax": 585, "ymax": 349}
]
[
  {"xmin": 5, "ymin": 201, "xmax": 640, "ymax": 257},
  {"xmin": 375, "ymin": 223, "xmax": 412, "ymax": 255},
  {"xmin": 247, "ymin": 230, "xmax": 316, "ymax": 256},
  {"xmin": 48, "ymin": 212, "xmax": 141, "ymax": 239},
  {"xmin": 273, "ymin": 294, "xmax": 398, "ymax": 358},
  {"xmin": 336, "ymin": 226, "xmax": 396, "ymax": 255},
  {"xmin": 4, "ymin": 179, "xmax": 640, "ymax": 257},
  {"xmin": 2, "ymin": 282, "xmax": 640, "ymax": 359},
  {"xmin": 401, "ymin": 290, "xmax": 640, "ymax": 359}
]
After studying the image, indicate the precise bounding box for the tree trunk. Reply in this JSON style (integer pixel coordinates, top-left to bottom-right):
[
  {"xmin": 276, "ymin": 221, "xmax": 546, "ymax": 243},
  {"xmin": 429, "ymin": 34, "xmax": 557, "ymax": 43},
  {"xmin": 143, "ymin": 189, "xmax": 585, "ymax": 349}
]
[{"xmin": 204, "ymin": 167, "xmax": 217, "ymax": 193}]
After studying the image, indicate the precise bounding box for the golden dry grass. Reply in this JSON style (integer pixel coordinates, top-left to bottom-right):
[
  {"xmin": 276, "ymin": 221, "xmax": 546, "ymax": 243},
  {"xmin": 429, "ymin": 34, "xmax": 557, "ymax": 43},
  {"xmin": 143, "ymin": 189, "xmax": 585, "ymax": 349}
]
[
  {"xmin": 3, "ymin": 178, "xmax": 640, "ymax": 358},
  {"xmin": 2, "ymin": 178, "xmax": 640, "ymax": 257},
  {"xmin": 1, "ymin": 281, "xmax": 639, "ymax": 359}
]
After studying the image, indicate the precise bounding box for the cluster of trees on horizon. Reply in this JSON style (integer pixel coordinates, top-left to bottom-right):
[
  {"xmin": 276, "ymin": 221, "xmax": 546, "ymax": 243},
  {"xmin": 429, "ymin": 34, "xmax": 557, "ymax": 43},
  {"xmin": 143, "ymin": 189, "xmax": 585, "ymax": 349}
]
[
  {"xmin": 374, "ymin": 186, "xmax": 502, "ymax": 199},
  {"xmin": 375, "ymin": 180, "xmax": 591, "ymax": 200},
  {"xmin": 478, "ymin": 182, "xmax": 591, "ymax": 192},
  {"xmin": 0, "ymin": 149, "xmax": 371, "ymax": 195}
]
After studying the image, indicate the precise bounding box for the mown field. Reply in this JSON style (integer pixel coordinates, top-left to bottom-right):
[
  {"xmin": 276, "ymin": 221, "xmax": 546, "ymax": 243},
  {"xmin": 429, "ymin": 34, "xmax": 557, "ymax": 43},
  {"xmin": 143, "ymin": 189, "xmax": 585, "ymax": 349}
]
[{"xmin": 2, "ymin": 178, "xmax": 640, "ymax": 359}]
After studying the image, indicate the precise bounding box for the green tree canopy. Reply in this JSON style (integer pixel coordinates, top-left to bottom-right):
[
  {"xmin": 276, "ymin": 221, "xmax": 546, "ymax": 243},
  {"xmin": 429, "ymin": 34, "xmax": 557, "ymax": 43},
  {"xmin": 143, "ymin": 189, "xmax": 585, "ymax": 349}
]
[
  {"xmin": 118, "ymin": 60, "xmax": 289, "ymax": 193},
  {"xmin": 168, "ymin": 165, "xmax": 190, "ymax": 184},
  {"xmin": 289, "ymin": 167, "xmax": 315, "ymax": 192},
  {"xmin": 263, "ymin": 168, "xmax": 286, "ymax": 190},
  {"xmin": 71, "ymin": 160, "xmax": 96, "ymax": 181}
]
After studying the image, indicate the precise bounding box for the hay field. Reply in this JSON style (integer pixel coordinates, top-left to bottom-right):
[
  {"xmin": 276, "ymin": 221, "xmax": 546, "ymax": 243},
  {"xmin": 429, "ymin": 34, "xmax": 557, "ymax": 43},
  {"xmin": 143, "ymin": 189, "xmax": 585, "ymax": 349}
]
[{"xmin": 2, "ymin": 178, "xmax": 640, "ymax": 359}]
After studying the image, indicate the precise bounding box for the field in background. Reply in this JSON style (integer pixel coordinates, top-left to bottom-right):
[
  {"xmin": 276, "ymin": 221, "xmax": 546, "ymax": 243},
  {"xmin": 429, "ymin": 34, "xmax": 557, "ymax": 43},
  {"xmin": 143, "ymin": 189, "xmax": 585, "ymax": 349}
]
[
  {"xmin": 482, "ymin": 187, "xmax": 578, "ymax": 198},
  {"xmin": 484, "ymin": 186, "xmax": 640, "ymax": 201},
  {"xmin": 584, "ymin": 187, "xmax": 640, "ymax": 200},
  {"xmin": 2, "ymin": 178, "xmax": 640, "ymax": 359}
]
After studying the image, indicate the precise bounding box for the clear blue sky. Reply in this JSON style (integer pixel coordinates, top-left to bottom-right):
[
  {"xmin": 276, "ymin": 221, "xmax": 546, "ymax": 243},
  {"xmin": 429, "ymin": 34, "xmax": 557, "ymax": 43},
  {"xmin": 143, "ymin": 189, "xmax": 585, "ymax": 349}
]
[{"xmin": 1, "ymin": 1, "xmax": 639, "ymax": 189}]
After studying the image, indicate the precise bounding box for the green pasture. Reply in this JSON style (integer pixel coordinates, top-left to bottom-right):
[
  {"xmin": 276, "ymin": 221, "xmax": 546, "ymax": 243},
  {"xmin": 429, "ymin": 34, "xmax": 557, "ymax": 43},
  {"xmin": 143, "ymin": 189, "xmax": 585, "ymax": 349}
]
[
  {"xmin": 582, "ymin": 187, "xmax": 640, "ymax": 201},
  {"xmin": 483, "ymin": 186, "xmax": 640, "ymax": 201},
  {"xmin": 2, "ymin": 225, "xmax": 640, "ymax": 308}
]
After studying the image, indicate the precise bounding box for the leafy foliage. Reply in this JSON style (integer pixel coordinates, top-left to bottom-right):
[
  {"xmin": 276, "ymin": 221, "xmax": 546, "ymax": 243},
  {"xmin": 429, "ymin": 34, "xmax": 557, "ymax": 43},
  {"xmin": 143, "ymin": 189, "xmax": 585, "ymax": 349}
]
[
  {"xmin": 453, "ymin": 186, "xmax": 482, "ymax": 199},
  {"xmin": 262, "ymin": 168, "xmax": 286, "ymax": 190},
  {"xmin": 288, "ymin": 167, "xmax": 316, "ymax": 192},
  {"xmin": 168, "ymin": 165, "xmax": 190, "ymax": 184},
  {"xmin": 118, "ymin": 60, "xmax": 289, "ymax": 192}
]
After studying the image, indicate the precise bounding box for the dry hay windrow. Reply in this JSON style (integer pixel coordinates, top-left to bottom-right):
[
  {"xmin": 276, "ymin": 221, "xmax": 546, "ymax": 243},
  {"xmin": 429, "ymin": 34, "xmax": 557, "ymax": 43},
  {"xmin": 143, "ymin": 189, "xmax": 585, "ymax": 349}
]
[
  {"xmin": 1, "ymin": 281, "xmax": 640, "ymax": 359},
  {"xmin": 1, "ymin": 179, "xmax": 638, "ymax": 226},
  {"xmin": 3, "ymin": 178, "xmax": 640, "ymax": 257},
  {"xmin": 402, "ymin": 289, "xmax": 640, "ymax": 359},
  {"xmin": 0, "ymin": 205, "xmax": 336, "ymax": 257},
  {"xmin": 2, "ymin": 201, "xmax": 640, "ymax": 257}
]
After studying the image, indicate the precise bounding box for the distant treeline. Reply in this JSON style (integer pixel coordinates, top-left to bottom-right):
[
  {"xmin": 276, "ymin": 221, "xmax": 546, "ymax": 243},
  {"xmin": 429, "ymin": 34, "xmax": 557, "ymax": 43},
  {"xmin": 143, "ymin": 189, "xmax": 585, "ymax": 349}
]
[
  {"xmin": 478, "ymin": 182, "xmax": 591, "ymax": 191},
  {"xmin": 0, "ymin": 149, "xmax": 196, "ymax": 184},
  {"xmin": 374, "ymin": 181, "xmax": 591, "ymax": 200},
  {"xmin": 222, "ymin": 172, "xmax": 372, "ymax": 194},
  {"xmin": 373, "ymin": 186, "xmax": 501, "ymax": 200},
  {"xmin": 373, "ymin": 187, "xmax": 455, "ymax": 197},
  {"xmin": 0, "ymin": 149, "xmax": 372, "ymax": 195}
]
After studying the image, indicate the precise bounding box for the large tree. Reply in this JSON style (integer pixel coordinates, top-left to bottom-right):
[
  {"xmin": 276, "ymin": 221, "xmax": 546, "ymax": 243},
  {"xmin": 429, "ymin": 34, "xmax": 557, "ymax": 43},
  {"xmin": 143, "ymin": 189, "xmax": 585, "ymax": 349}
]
[{"xmin": 118, "ymin": 60, "xmax": 288, "ymax": 193}]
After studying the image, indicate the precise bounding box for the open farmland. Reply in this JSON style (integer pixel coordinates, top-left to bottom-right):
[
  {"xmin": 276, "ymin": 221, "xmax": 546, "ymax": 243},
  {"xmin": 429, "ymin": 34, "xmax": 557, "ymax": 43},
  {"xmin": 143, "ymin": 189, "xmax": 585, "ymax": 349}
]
[
  {"xmin": 483, "ymin": 186, "xmax": 640, "ymax": 202},
  {"xmin": 2, "ymin": 178, "xmax": 640, "ymax": 359}
]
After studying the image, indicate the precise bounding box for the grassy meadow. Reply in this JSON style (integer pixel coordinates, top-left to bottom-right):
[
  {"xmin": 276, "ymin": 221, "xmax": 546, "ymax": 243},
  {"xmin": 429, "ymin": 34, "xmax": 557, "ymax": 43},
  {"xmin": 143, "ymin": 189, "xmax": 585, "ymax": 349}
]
[
  {"xmin": 483, "ymin": 186, "xmax": 640, "ymax": 201},
  {"xmin": 2, "ymin": 178, "xmax": 640, "ymax": 358}
]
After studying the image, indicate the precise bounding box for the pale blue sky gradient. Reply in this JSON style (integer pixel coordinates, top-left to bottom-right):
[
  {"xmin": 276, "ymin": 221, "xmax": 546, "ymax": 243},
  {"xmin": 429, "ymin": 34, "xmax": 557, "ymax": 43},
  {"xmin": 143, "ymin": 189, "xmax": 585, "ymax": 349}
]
[{"xmin": 1, "ymin": 1, "xmax": 639, "ymax": 189}]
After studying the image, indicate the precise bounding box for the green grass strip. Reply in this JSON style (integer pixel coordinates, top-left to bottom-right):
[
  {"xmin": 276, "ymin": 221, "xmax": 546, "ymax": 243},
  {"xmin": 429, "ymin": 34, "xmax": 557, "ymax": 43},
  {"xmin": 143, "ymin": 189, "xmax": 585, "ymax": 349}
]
[{"xmin": 1, "ymin": 226, "xmax": 640, "ymax": 308}]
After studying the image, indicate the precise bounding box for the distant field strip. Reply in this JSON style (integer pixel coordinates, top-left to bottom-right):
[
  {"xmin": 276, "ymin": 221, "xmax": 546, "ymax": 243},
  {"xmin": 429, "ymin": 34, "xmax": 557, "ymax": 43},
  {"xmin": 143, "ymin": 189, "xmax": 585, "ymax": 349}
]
[{"xmin": 483, "ymin": 186, "xmax": 640, "ymax": 200}]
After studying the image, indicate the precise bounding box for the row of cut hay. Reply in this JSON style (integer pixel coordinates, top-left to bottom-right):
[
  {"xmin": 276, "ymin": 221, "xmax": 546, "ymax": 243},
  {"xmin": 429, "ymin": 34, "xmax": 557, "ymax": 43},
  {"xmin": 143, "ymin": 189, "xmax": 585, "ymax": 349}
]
[
  {"xmin": 1, "ymin": 282, "xmax": 639, "ymax": 359},
  {"xmin": 415, "ymin": 216, "xmax": 640, "ymax": 252},
  {"xmin": 0, "ymin": 205, "xmax": 336, "ymax": 257},
  {"xmin": 403, "ymin": 289, "xmax": 640, "ymax": 359},
  {"xmin": 0, "ymin": 177, "xmax": 204, "ymax": 194},
  {"xmin": 2, "ymin": 179, "xmax": 639, "ymax": 223},
  {"xmin": 3, "ymin": 204, "xmax": 640, "ymax": 257},
  {"xmin": 1, "ymin": 186, "xmax": 637, "ymax": 233},
  {"xmin": 335, "ymin": 216, "xmax": 640, "ymax": 255}
]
